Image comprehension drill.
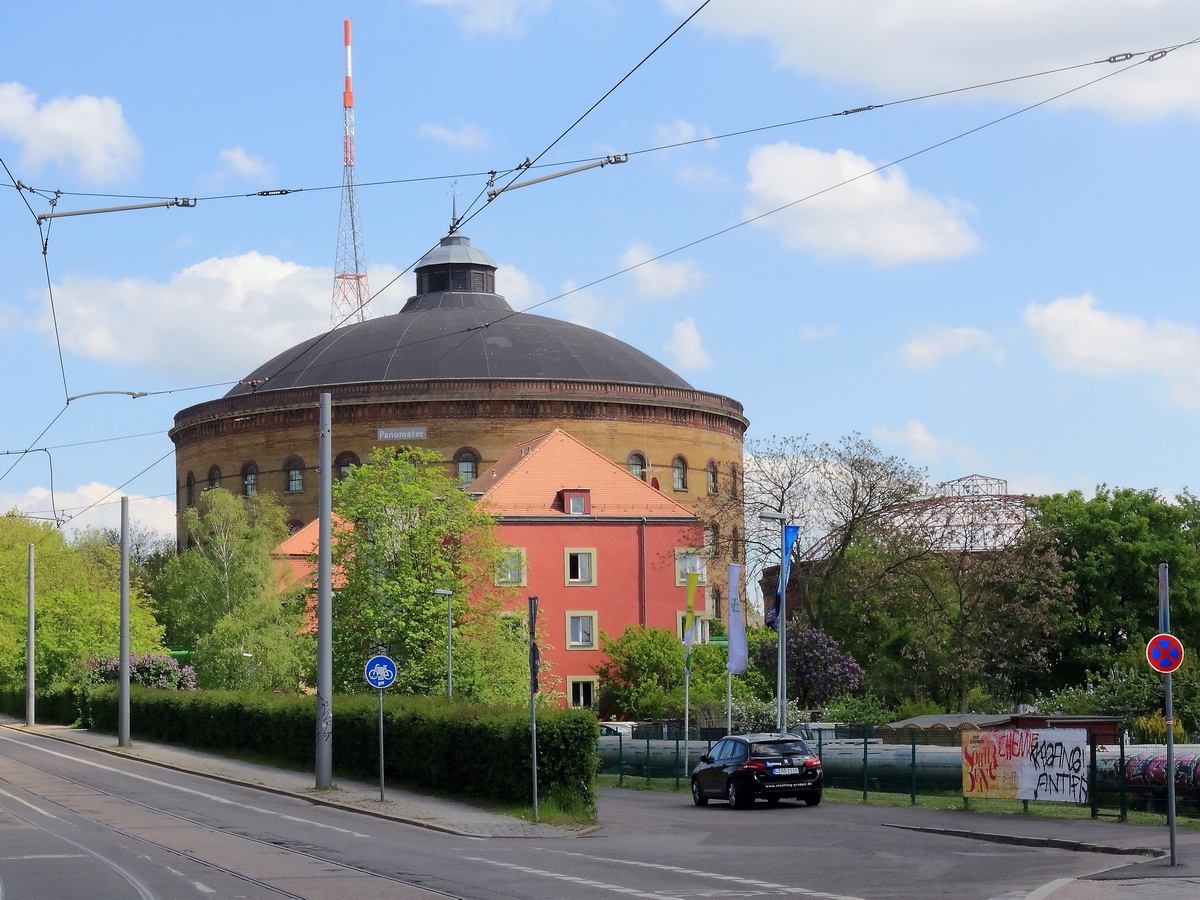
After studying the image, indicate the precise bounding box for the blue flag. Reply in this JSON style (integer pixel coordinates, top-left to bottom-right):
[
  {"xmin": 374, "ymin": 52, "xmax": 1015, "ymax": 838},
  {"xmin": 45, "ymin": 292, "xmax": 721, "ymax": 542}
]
[{"xmin": 765, "ymin": 525, "xmax": 801, "ymax": 629}]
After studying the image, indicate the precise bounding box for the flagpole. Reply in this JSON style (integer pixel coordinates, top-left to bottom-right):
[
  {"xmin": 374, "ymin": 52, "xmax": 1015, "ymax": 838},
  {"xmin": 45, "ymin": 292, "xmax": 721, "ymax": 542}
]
[
  {"xmin": 725, "ymin": 564, "xmax": 746, "ymax": 736},
  {"xmin": 726, "ymin": 669, "xmax": 732, "ymax": 734}
]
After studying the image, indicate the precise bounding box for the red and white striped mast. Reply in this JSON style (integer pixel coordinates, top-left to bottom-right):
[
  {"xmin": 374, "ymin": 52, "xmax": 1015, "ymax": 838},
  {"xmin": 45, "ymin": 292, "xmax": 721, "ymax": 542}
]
[{"xmin": 331, "ymin": 17, "xmax": 371, "ymax": 325}]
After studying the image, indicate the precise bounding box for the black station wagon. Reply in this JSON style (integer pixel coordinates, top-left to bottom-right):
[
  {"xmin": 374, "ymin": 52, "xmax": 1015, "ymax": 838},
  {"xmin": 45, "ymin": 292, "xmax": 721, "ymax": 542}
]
[{"xmin": 691, "ymin": 733, "xmax": 823, "ymax": 809}]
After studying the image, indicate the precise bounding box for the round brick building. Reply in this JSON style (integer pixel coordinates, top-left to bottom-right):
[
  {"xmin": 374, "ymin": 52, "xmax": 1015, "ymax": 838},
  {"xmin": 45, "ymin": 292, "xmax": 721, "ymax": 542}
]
[{"xmin": 170, "ymin": 234, "xmax": 747, "ymax": 612}]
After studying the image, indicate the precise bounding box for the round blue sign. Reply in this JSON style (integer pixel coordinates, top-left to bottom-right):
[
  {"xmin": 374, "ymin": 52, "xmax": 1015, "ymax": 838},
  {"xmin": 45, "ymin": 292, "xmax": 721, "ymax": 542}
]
[
  {"xmin": 1147, "ymin": 634, "xmax": 1185, "ymax": 674},
  {"xmin": 365, "ymin": 655, "xmax": 397, "ymax": 688}
]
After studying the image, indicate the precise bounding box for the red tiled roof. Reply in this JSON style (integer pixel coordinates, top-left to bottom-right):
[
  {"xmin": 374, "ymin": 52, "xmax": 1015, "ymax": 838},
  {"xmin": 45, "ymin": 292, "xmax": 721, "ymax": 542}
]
[{"xmin": 467, "ymin": 429, "xmax": 696, "ymax": 518}]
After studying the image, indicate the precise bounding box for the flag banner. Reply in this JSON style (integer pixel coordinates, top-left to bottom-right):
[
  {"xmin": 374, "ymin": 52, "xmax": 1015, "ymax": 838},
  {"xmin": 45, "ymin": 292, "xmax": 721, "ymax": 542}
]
[
  {"xmin": 726, "ymin": 563, "xmax": 747, "ymax": 674},
  {"xmin": 765, "ymin": 524, "xmax": 802, "ymax": 629},
  {"xmin": 683, "ymin": 570, "xmax": 698, "ymax": 648}
]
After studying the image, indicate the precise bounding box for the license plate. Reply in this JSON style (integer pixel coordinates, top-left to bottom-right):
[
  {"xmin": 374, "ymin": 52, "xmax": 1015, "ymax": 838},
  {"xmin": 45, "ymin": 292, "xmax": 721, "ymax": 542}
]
[{"xmin": 773, "ymin": 767, "xmax": 799, "ymax": 775}]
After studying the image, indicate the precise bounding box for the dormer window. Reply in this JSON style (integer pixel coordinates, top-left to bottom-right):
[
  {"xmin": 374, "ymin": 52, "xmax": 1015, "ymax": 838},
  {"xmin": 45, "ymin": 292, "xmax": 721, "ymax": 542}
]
[{"xmin": 562, "ymin": 489, "xmax": 591, "ymax": 515}]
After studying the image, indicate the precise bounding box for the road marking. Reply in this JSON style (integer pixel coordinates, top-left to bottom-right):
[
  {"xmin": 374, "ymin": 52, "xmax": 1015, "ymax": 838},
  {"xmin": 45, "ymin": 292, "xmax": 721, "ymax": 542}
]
[
  {"xmin": 0, "ymin": 787, "xmax": 62, "ymax": 821},
  {"xmin": 544, "ymin": 848, "xmax": 867, "ymax": 900},
  {"xmin": 465, "ymin": 857, "xmax": 685, "ymax": 899},
  {"xmin": 191, "ymin": 881, "xmax": 217, "ymax": 894},
  {"xmin": 0, "ymin": 734, "xmax": 370, "ymax": 838},
  {"xmin": 0, "ymin": 854, "xmax": 86, "ymax": 860}
]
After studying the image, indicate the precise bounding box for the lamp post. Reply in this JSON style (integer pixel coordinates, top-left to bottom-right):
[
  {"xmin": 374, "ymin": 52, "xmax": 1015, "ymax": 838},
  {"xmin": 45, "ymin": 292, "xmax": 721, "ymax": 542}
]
[
  {"xmin": 759, "ymin": 510, "xmax": 788, "ymax": 732},
  {"xmin": 435, "ymin": 589, "xmax": 453, "ymax": 696}
]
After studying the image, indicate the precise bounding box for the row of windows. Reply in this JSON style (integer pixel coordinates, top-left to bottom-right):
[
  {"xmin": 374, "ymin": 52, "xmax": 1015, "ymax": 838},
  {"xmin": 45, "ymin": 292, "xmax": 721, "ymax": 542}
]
[
  {"xmin": 626, "ymin": 453, "xmax": 739, "ymax": 496},
  {"xmin": 496, "ymin": 547, "xmax": 708, "ymax": 589}
]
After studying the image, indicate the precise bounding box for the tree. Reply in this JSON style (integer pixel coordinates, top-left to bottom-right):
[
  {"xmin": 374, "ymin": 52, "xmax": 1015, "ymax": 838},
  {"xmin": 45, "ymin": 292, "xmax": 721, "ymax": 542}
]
[
  {"xmin": 594, "ymin": 626, "xmax": 686, "ymax": 719},
  {"xmin": 154, "ymin": 489, "xmax": 288, "ymax": 649},
  {"xmin": 330, "ymin": 446, "xmax": 520, "ymax": 697},
  {"xmin": 752, "ymin": 625, "xmax": 864, "ymax": 709},
  {"xmin": 0, "ymin": 513, "xmax": 164, "ymax": 691},
  {"xmin": 1030, "ymin": 486, "xmax": 1200, "ymax": 683}
]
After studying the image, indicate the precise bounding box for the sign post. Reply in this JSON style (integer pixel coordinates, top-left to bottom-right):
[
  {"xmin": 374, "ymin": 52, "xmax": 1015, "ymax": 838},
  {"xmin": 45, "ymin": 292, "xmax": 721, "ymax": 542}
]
[
  {"xmin": 1149, "ymin": 563, "xmax": 1181, "ymax": 866},
  {"xmin": 529, "ymin": 596, "xmax": 539, "ymax": 821},
  {"xmin": 365, "ymin": 655, "xmax": 397, "ymax": 801}
]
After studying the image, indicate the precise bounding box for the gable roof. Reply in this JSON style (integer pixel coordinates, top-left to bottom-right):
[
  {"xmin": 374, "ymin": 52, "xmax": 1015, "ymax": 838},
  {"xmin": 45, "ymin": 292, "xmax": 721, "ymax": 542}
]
[{"xmin": 467, "ymin": 429, "xmax": 697, "ymax": 518}]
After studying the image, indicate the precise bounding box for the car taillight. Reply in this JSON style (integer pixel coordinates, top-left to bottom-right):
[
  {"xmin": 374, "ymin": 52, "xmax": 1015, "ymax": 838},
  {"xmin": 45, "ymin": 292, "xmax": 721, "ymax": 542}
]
[
  {"xmin": 739, "ymin": 760, "xmax": 767, "ymax": 771},
  {"xmin": 804, "ymin": 757, "xmax": 821, "ymax": 768}
]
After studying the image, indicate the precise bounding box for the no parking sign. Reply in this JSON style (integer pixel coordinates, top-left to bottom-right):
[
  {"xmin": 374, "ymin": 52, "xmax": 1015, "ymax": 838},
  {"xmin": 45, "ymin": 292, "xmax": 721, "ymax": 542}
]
[{"xmin": 1147, "ymin": 633, "xmax": 1185, "ymax": 674}]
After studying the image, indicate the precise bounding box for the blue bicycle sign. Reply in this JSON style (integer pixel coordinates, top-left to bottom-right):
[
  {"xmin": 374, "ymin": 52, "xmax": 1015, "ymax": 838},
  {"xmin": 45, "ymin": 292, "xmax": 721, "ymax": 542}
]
[{"xmin": 365, "ymin": 655, "xmax": 397, "ymax": 689}]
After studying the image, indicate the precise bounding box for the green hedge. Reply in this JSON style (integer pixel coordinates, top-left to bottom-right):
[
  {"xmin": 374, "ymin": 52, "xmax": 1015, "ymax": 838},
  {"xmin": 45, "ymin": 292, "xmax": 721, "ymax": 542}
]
[
  {"xmin": 84, "ymin": 687, "xmax": 596, "ymax": 809},
  {"xmin": 0, "ymin": 687, "xmax": 84, "ymax": 725}
]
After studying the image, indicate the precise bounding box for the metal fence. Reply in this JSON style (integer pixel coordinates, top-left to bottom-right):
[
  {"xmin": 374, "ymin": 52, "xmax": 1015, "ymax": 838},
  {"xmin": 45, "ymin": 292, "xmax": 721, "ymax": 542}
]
[{"xmin": 596, "ymin": 725, "xmax": 1200, "ymax": 820}]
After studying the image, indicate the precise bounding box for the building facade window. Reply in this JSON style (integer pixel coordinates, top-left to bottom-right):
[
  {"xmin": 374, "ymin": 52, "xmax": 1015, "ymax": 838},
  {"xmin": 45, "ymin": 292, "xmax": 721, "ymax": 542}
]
[
  {"xmin": 454, "ymin": 448, "xmax": 479, "ymax": 484},
  {"xmin": 627, "ymin": 453, "xmax": 646, "ymax": 481},
  {"xmin": 496, "ymin": 548, "xmax": 526, "ymax": 586},
  {"xmin": 568, "ymin": 677, "xmax": 597, "ymax": 708},
  {"xmin": 673, "ymin": 456, "xmax": 688, "ymax": 491},
  {"xmin": 675, "ymin": 548, "xmax": 707, "ymax": 586},
  {"xmin": 707, "ymin": 461, "xmax": 718, "ymax": 494},
  {"xmin": 677, "ymin": 611, "xmax": 710, "ymax": 644},
  {"xmin": 335, "ymin": 451, "xmax": 360, "ymax": 481},
  {"xmin": 704, "ymin": 524, "xmax": 718, "ymax": 557},
  {"xmin": 284, "ymin": 457, "xmax": 304, "ymax": 493},
  {"xmin": 207, "ymin": 465, "xmax": 221, "ymax": 490},
  {"xmin": 566, "ymin": 611, "xmax": 597, "ymax": 649},
  {"xmin": 564, "ymin": 548, "xmax": 596, "ymax": 585},
  {"xmin": 185, "ymin": 472, "xmax": 195, "ymax": 507},
  {"xmin": 241, "ymin": 461, "xmax": 258, "ymax": 497},
  {"xmin": 562, "ymin": 488, "xmax": 590, "ymax": 515},
  {"xmin": 730, "ymin": 463, "xmax": 740, "ymax": 500}
]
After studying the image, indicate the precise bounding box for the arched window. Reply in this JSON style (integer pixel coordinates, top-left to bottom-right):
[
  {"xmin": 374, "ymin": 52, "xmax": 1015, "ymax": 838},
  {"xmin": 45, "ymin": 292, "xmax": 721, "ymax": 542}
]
[
  {"xmin": 287, "ymin": 519, "xmax": 303, "ymax": 534},
  {"xmin": 627, "ymin": 453, "xmax": 646, "ymax": 481},
  {"xmin": 241, "ymin": 461, "xmax": 258, "ymax": 497},
  {"xmin": 731, "ymin": 526, "xmax": 742, "ymax": 563},
  {"xmin": 185, "ymin": 472, "xmax": 196, "ymax": 507},
  {"xmin": 207, "ymin": 465, "xmax": 221, "ymax": 490},
  {"xmin": 335, "ymin": 451, "xmax": 360, "ymax": 481},
  {"xmin": 707, "ymin": 461, "xmax": 718, "ymax": 495},
  {"xmin": 454, "ymin": 448, "xmax": 480, "ymax": 484},
  {"xmin": 673, "ymin": 456, "xmax": 688, "ymax": 491},
  {"xmin": 729, "ymin": 463, "xmax": 740, "ymax": 500},
  {"xmin": 705, "ymin": 524, "xmax": 719, "ymax": 557},
  {"xmin": 284, "ymin": 456, "xmax": 305, "ymax": 493}
]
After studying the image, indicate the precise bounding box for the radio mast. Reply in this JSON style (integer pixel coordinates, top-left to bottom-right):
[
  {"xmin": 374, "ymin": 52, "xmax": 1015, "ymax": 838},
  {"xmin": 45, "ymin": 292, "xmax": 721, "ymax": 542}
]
[{"xmin": 331, "ymin": 18, "xmax": 371, "ymax": 325}]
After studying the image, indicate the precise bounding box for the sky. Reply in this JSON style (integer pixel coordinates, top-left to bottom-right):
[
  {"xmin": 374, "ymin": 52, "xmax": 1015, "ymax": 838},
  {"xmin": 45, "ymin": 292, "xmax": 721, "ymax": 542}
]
[{"xmin": 3, "ymin": 0, "xmax": 1200, "ymax": 541}]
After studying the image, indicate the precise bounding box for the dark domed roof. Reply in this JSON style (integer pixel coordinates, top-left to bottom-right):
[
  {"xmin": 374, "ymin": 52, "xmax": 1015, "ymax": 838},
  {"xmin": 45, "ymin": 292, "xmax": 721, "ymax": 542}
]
[{"xmin": 226, "ymin": 235, "xmax": 692, "ymax": 397}]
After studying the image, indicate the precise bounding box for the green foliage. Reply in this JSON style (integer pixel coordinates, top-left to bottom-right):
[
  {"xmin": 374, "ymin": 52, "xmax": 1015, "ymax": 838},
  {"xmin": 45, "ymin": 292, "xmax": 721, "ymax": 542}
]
[
  {"xmin": 594, "ymin": 626, "xmax": 684, "ymax": 719},
  {"xmin": 154, "ymin": 489, "xmax": 288, "ymax": 649},
  {"xmin": 1031, "ymin": 486, "xmax": 1200, "ymax": 685},
  {"xmin": 822, "ymin": 691, "xmax": 892, "ymax": 726},
  {"xmin": 1133, "ymin": 710, "xmax": 1186, "ymax": 744},
  {"xmin": 191, "ymin": 591, "xmax": 312, "ymax": 691},
  {"xmin": 0, "ymin": 513, "xmax": 165, "ymax": 692},
  {"xmin": 84, "ymin": 687, "xmax": 596, "ymax": 810},
  {"xmin": 87, "ymin": 652, "xmax": 197, "ymax": 690},
  {"xmin": 330, "ymin": 447, "xmax": 522, "ymax": 699}
]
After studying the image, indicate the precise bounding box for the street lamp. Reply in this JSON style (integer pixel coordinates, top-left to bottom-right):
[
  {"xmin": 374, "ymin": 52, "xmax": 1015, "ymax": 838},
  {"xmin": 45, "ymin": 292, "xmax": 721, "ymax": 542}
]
[
  {"xmin": 759, "ymin": 510, "xmax": 788, "ymax": 732},
  {"xmin": 434, "ymin": 589, "xmax": 454, "ymax": 696}
]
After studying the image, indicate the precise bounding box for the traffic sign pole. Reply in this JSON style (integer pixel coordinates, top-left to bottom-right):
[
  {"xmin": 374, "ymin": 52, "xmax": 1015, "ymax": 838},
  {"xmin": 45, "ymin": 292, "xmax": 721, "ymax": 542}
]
[
  {"xmin": 1157, "ymin": 563, "xmax": 1178, "ymax": 866},
  {"xmin": 364, "ymin": 655, "xmax": 398, "ymax": 802}
]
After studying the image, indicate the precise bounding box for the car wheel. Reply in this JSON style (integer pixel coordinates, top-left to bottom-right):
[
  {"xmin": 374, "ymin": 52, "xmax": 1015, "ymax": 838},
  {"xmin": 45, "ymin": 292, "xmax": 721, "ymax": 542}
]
[
  {"xmin": 803, "ymin": 793, "xmax": 822, "ymax": 807},
  {"xmin": 727, "ymin": 779, "xmax": 748, "ymax": 809},
  {"xmin": 691, "ymin": 779, "xmax": 708, "ymax": 806}
]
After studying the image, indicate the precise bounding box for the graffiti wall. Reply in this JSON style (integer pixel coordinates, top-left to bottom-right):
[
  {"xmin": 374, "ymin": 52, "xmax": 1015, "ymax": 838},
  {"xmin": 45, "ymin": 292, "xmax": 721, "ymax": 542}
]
[{"xmin": 962, "ymin": 728, "xmax": 1088, "ymax": 803}]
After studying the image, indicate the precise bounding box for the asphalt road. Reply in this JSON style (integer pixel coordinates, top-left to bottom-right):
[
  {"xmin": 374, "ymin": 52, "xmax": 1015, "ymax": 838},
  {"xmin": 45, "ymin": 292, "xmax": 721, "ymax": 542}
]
[{"xmin": 0, "ymin": 727, "xmax": 1179, "ymax": 900}]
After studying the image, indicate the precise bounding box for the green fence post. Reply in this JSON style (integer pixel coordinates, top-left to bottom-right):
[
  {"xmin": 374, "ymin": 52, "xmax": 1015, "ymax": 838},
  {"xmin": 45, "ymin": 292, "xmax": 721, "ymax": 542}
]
[
  {"xmin": 618, "ymin": 733, "xmax": 624, "ymax": 787},
  {"xmin": 1119, "ymin": 730, "xmax": 1127, "ymax": 821},
  {"xmin": 675, "ymin": 736, "xmax": 681, "ymax": 790},
  {"xmin": 645, "ymin": 735, "xmax": 651, "ymax": 787},
  {"xmin": 910, "ymin": 731, "xmax": 917, "ymax": 806},
  {"xmin": 1089, "ymin": 730, "xmax": 1098, "ymax": 819}
]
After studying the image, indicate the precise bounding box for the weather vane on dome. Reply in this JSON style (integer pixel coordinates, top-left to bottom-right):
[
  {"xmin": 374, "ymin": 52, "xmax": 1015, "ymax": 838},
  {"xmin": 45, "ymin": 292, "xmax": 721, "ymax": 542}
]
[{"xmin": 449, "ymin": 181, "xmax": 460, "ymax": 234}]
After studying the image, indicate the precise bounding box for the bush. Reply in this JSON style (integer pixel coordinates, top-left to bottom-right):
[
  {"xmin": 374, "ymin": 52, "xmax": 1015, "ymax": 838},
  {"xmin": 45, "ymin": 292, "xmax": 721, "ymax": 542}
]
[{"xmin": 88, "ymin": 653, "xmax": 197, "ymax": 691}]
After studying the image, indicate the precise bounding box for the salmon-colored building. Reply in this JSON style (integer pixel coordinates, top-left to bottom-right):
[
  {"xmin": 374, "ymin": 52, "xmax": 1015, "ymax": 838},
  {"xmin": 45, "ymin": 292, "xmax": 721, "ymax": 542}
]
[{"xmin": 468, "ymin": 429, "xmax": 707, "ymax": 708}]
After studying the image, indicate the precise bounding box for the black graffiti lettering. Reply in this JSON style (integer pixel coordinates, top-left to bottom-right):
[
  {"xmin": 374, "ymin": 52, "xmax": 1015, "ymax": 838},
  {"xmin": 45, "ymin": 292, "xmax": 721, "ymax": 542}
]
[{"xmin": 1034, "ymin": 771, "xmax": 1088, "ymax": 803}]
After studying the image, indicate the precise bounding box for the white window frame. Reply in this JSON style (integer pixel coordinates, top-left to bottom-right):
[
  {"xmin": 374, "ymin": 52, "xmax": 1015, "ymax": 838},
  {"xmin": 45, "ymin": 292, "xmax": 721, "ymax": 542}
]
[
  {"xmin": 675, "ymin": 548, "xmax": 708, "ymax": 586},
  {"xmin": 567, "ymin": 676, "xmax": 598, "ymax": 708},
  {"xmin": 677, "ymin": 611, "xmax": 710, "ymax": 645},
  {"xmin": 565, "ymin": 610, "xmax": 598, "ymax": 649}
]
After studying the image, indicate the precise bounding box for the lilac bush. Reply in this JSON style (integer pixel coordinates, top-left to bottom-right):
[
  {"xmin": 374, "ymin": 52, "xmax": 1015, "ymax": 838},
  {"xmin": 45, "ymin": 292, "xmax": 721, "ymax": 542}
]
[
  {"xmin": 88, "ymin": 653, "xmax": 197, "ymax": 691},
  {"xmin": 753, "ymin": 626, "xmax": 864, "ymax": 709}
]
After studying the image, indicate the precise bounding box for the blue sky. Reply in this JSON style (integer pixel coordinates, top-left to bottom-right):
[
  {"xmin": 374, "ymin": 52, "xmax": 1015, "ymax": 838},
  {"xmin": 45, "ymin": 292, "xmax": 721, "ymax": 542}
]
[{"xmin": 3, "ymin": 0, "xmax": 1200, "ymax": 539}]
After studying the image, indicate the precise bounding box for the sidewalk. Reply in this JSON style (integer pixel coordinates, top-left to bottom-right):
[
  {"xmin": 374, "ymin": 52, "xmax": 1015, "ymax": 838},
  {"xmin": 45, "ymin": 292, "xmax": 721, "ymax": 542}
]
[
  {"xmin": 5, "ymin": 719, "xmax": 1200, "ymax": 899},
  {"xmin": 0, "ymin": 719, "xmax": 586, "ymax": 839}
]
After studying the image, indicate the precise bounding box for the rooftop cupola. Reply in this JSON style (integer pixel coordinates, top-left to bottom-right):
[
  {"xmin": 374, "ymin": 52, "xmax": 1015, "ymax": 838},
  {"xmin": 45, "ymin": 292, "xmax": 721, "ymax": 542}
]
[{"xmin": 405, "ymin": 233, "xmax": 500, "ymax": 308}]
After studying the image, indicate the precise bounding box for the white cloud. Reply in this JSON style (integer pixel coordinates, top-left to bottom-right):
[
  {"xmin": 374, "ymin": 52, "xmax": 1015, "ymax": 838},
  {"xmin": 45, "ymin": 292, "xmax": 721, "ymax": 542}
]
[
  {"xmin": 619, "ymin": 244, "xmax": 705, "ymax": 299},
  {"xmin": 898, "ymin": 326, "xmax": 1004, "ymax": 371},
  {"xmin": 660, "ymin": 0, "xmax": 1200, "ymax": 119},
  {"xmin": 798, "ymin": 325, "xmax": 837, "ymax": 342},
  {"xmin": 0, "ymin": 82, "xmax": 141, "ymax": 183},
  {"xmin": 875, "ymin": 419, "xmax": 986, "ymax": 469},
  {"xmin": 416, "ymin": 0, "xmax": 555, "ymax": 35},
  {"xmin": 4, "ymin": 483, "xmax": 176, "ymax": 540},
  {"xmin": 744, "ymin": 142, "xmax": 981, "ymax": 265},
  {"xmin": 653, "ymin": 118, "xmax": 712, "ymax": 148},
  {"xmin": 38, "ymin": 253, "xmax": 333, "ymax": 380},
  {"xmin": 1024, "ymin": 293, "xmax": 1200, "ymax": 409},
  {"xmin": 664, "ymin": 317, "xmax": 713, "ymax": 370},
  {"xmin": 212, "ymin": 146, "xmax": 275, "ymax": 183},
  {"xmin": 418, "ymin": 120, "xmax": 488, "ymax": 149}
]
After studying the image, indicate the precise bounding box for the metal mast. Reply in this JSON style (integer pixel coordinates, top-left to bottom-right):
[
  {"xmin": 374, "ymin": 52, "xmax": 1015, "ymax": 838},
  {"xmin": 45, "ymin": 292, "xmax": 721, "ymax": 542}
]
[{"xmin": 331, "ymin": 18, "xmax": 370, "ymax": 326}]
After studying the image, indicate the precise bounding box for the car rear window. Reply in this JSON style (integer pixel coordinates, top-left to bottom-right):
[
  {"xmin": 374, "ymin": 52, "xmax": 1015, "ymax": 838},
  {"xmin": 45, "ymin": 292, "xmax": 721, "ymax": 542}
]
[{"xmin": 750, "ymin": 739, "xmax": 812, "ymax": 758}]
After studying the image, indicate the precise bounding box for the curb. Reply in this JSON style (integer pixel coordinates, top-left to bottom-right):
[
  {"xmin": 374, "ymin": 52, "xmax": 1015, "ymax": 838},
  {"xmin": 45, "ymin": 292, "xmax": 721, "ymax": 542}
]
[{"xmin": 881, "ymin": 822, "xmax": 1164, "ymax": 857}]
